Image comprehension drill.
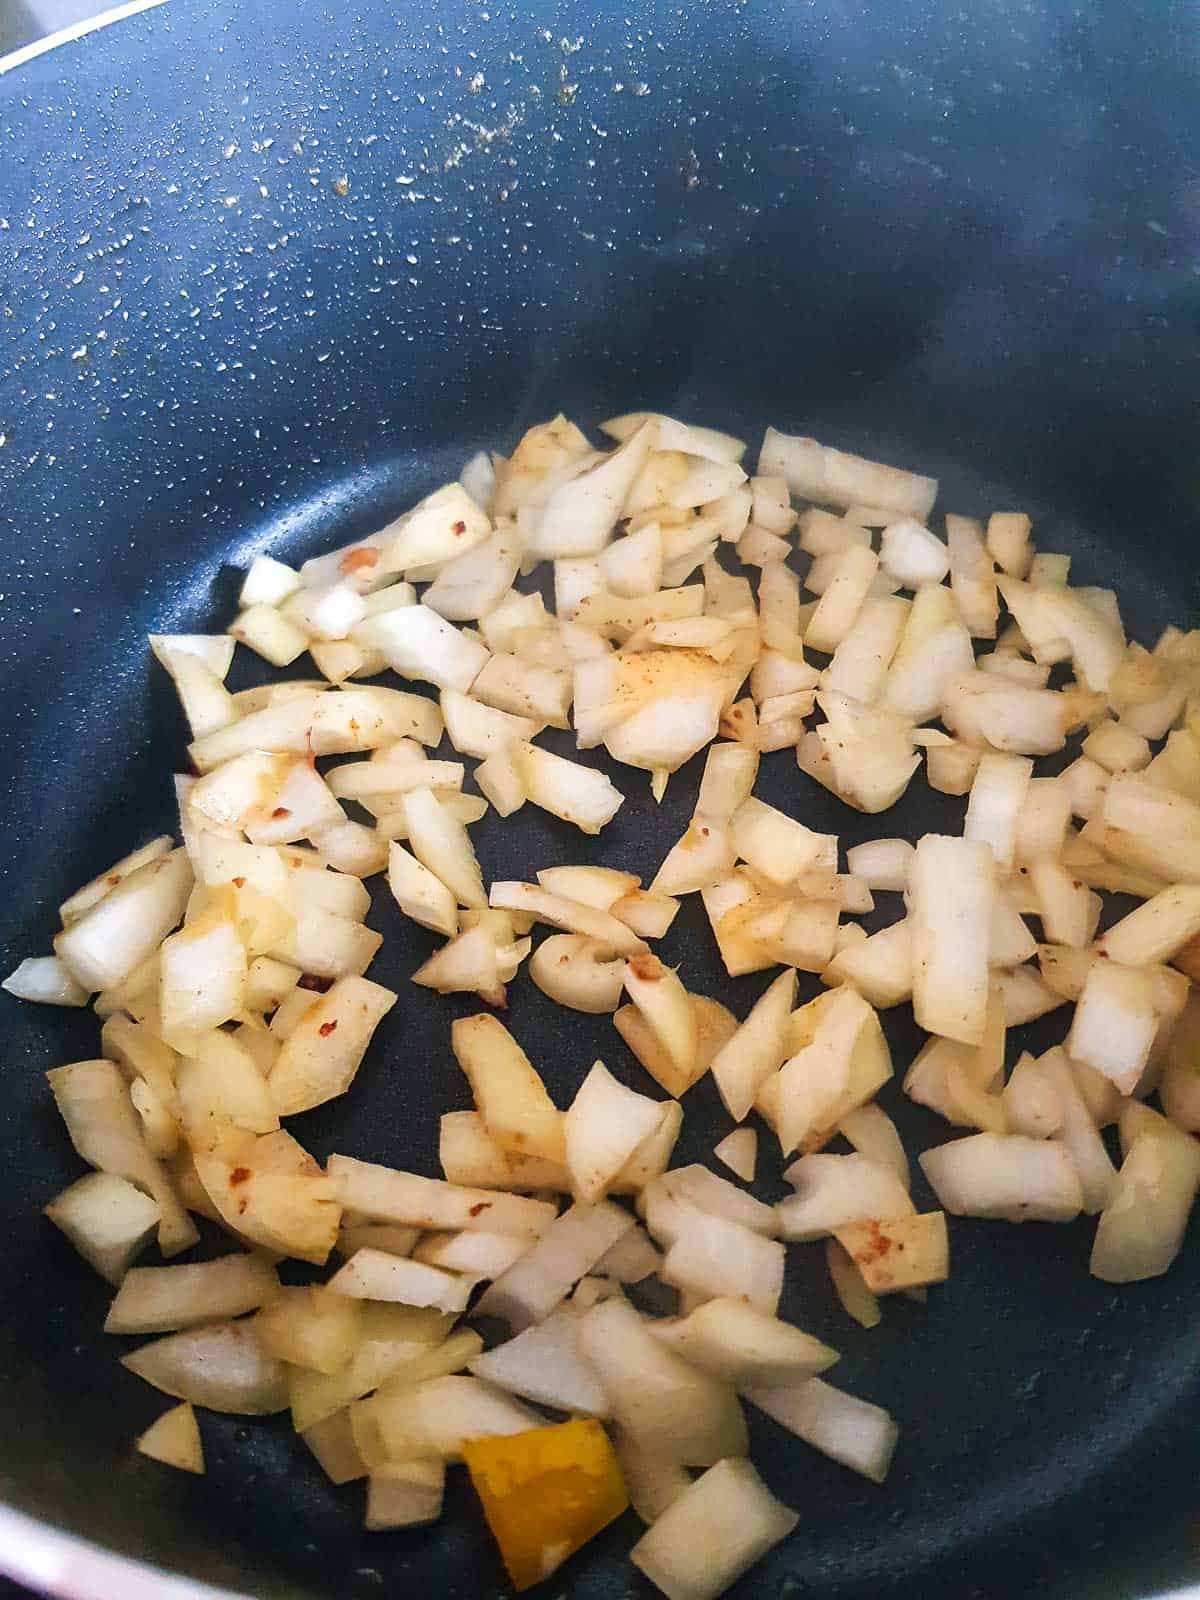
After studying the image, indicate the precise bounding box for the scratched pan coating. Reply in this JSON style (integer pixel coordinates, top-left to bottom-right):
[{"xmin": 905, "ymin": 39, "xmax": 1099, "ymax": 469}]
[{"xmin": 2, "ymin": 1, "xmax": 1200, "ymax": 1597}]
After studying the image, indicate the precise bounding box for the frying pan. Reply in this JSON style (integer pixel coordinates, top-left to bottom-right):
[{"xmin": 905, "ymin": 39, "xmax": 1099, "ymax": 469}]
[{"xmin": 3, "ymin": 0, "xmax": 1200, "ymax": 1596}]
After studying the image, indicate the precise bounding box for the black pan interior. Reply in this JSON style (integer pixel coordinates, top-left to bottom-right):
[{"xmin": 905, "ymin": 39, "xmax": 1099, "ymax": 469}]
[{"xmin": 2, "ymin": 1, "xmax": 1200, "ymax": 1596}]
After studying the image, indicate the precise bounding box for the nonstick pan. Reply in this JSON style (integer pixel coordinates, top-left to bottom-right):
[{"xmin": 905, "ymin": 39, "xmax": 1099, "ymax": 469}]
[{"xmin": 3, "ymin": 1, "xmax": 1200, "ymax": 1597}]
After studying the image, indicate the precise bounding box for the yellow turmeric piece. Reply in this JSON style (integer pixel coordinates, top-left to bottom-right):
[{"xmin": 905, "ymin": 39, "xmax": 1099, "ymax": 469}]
[{"xmin": 462, "ymin": 1417, "xmax": 628, "ymax": 1591}]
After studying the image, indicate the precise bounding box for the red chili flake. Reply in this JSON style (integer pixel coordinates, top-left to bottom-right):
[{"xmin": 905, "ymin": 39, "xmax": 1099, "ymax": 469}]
[
  {"xmin": 298, "ymin": 973, "xmax": 334, "ymax": 992},
  {"xmin": 230, "ymin": 1167, "xmax": 251, "ymax": 1186},
  {"xmin": 340, "ymin": 546, "xmax": 380, "ymax": 575},
  {"xmin": 106, "ymin": 874, "xmax": 121, "ymax": 887},
  {"xmin": 468, "ymin": 1202, "xmax": 492, "ymax": 1217},
  {"xmin": 271, "ymin": 806, "xmax": 291, "ymax": 819},
  {"xmin": 854, "ymin": 1219, "xmax": 893, "ymax": 1264},
  {"xmin": 232, "ymin": 876, "xmax": 246, "ymax": 888},
  {"xmin": 452, "ymin": 520, "xmax": 467, "ymax": 535},
  {"xmin": 319, "ymin": 1020, "xmax": 338, "ymax": 1037}
]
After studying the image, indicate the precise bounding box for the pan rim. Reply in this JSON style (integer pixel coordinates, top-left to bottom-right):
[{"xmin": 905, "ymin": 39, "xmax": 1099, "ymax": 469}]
[
  {"xmin": 0, "ymin": 0, "xmax": 168, "ymax": 77},
  {"xmin": 0, "ymin": 1503, "xmax": 250, "ymax": 1600}
]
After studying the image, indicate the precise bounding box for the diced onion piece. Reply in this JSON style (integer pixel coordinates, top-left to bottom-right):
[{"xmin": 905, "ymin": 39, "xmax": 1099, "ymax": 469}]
[
  {"xmin": 159, "ymin": 900, "xmax": 248, "ymax": 1045},
  {"xmin": 136, "ymin": 1402, "xmax": 205, "ymax": 1476},
  {"xmin": 1066, "ymin": 959, "xmax": 1163, "ymax": 1095},
  {"xmin": 602, "ymin": 523, "xmax": 664, "ymax": 597},
  {"xmin": 367, "ymin": 1372, "xmax": 541, "ymax": 1463},
  {"xmin": 616, "ymin": 1431, "xmax": 693, "ymax": 1527},
  {"xmin": 710, "ymin": 968, "xmax": 795, "ymax": 1123},
  {"xmin": 43, "ymin": 1172, "xmax": 161, "ymax": 1285},
  {"xmin": 879, "ymin": 519, "xmax": 949, "ymax": 587},
  {"xmin": 253, "ymin": 1284, "xmax": 363, "ymax": 1375},
  {"xmin": 643, "ymin": 1166, "xmax": 776, "ymax": 1240},
  {"xmin": 919, "ymin": 1132, "xmax": 1083, "ymax": 1222},
  {"xmin": 622, "ymin": 955, "xmax": 697, "ymax": 1091},
  {"xmin": 328, "ymin": 1155, "xmax": 556, "ymax": 1237},
  {"xmin": 326, "ymin": 1249, "xmax": 475, "ymax": 1313},
  {"xmin": 300, "ymin": 1410, "xmax": 368, "ymax": 1485},
  {"xmin": 659, "ymin": 1203, "xmax": 785, "ymax": 1313},
  {"xmin": 1161, "ymin": 992, "xmax": 1200, "ymax": 1131},
  {"xmin": 630, "ymin": 1457, "xmax": 797, "ymax": 1600},
  {"xmin": 909, "ymin": 835, "xmax": 994, "ymax": 1046},
  {"xmin": 600, "ymin": 652, "xmax": 729, "ymax": 775},
  {"xmin": 285, "ymin": 1305, "xmax": 454, "ymax": 1433},
  {"xmin": 985, "ymin": 512, "xmax": 1032, "ymax": 577},
  {"xmin": 59, "ymin": 836, "xmax": 175, "ymax": 927},
  {"xmin": 1001, "ymin": 1054, "xmax": 1064, "ymax": 1139},
  {"xmin": 474, "ymin": 748, "xmax": 527, "ymax": 818},
  {"xmin": 825, "ymin": 1239, "xmax": 881, "ymax": 1329},
  {"xmin": 423, "ymin": 527, "xmax": 518, "ymax": 621},
  {"xmin": 652, "ymin": 1298, "xmax": 836, "ymax": 1387},
  {"xmin": 490, "ymin": 881, "xmax": 647, "ymax": 956},
  {"xmin": 824, "ymin": 920, "xmax": 913, "ymax": 1009},
  {"xmin": 743, "ymin": 1376, "xmax": 898, "ymax": 1484},
  {"xmin": 964, "ymin": 753, "xmax": 1033, "ymax": 871},
  {"xmin": 55, "ymin": 848, "xmax": 192, "ymax": 994},
  {"xmin": 440, "ymin": 688, "xmax": 541, "ymax": 759},
  {"xmin": 1082, "ymin": 718, "xmax": 1152, "ymax": 775},
  {"xmin": 402, "ymin": 786, "xmax": 486, "ymax": 908},
  {"xmin": 364, "ymin": 1460, "xmax": 445, "ymax": 1531},
  {"xmin": 1091, "ymin": 1105, "xmax": 1200, "ymax": 1282},
  {"xmin": 615, "ymin": 994, "xmax": 734, "ymax": 1098},
  {"xmin": 611, "ymin": 889, "xmax": 680, "ymax": 940},
  {"xmin": 438, "ymin": 1111, "xmax": 569, "ymax": 1193},
  {"xmin": 881, "ymin": 586, "xmax": 976, "ymax": 723},
  {"xmin": 267, "ymin": 975, "xmax": 396, "ymax": 1116},
  {"xmin": 476, "ymin": 1200, "xmax": 634, "ymax": 1330},
  {"xmin": 413, "ymin": 1230, "xmax": 531, "ymax": 1279},
  {"xmin": 451, "ymin": 1013, "xmax": 565, "ymax": 1164},
  {"xmin": 239, "ymin": 555, "xmax": 302, "ymax": 609},
  {"xmin": 152, "ymin": 640, "xmax": 240, "ymax": 739},
  {"xmin": 831, "ymin": 1212, "xmax": 948, "ymax": 1294},
  {"xmin": 577, "ymin": 1298, "xmax": 747, "ymax": 1466},
  {"xmin": 525, "ymin": 422, "xmax": 655, "ymax": 559},
  {"xmin": 776, "ymin": 989, "xmax": 892, "ymax": 1157},
  {"xmin": 804, "ymin": 544, "xmax": 879, "ymax": 654},
  {"xmin": 3, "ymin": 954, "xmax": 89, "ymax": 1007},
  {"xmin": 776, "ymin": 1154, "xmax": 914, "ymax": 1242},
  {"xmin": 759, "ymin": 428, "xmax": 936, "ymax": 521},
  {"xmin": 946, "ymin": 513, "xmax": 998, "ymax": 639},
  {"xmin": 353, "ymin": 603, "xmax": 489, "ymax": 692},
  {"xmin": 47, "ymin": 1060, "xmax": 197, "ymax": 1258},
  {"xmin": 564, "ymin": 1061, "xmax": 667, "ymax": 1204},
  {"xmin": 821, "ymin": 595, "xmax": 909, "ymax": 704},
  {"xmin": 730, "ymin": 797, "xmax": 829, "ymax": 886},
  {"xmin": 511, "ymin": 740, "xmax": 624, "ymax": 834},
  {"xmin": 122, "ymin": 1320, "xmax": 288, "ymax": 1416},
  {"xmin": 651, "ymin": 817, "xmax": 737, "ymax": 897},
  {"xmin": 229, "ymin": 605, "xmax": 310, "ymax": 667},
  {"xmin": 1097, "ymin": 885, "xmax": 1200, "ymax": 967},
  {"xmin": 530, "ymin": 934, "xmax": 625, "ymax": 1013},
  {"xmin": 712, "ymin": 1127, "xmax": 757, "ymax": 1183},
  {"xmin": 839, "ymin": 1104, "xmax": 909, "ymax": 1188},
  {"xmin": 387, "ymin": 841, "xmax": 458, "ymax": 937},
  {"xmin": 470, "ymin": 1308, "xmax": 609, "ymax": 1417}
]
